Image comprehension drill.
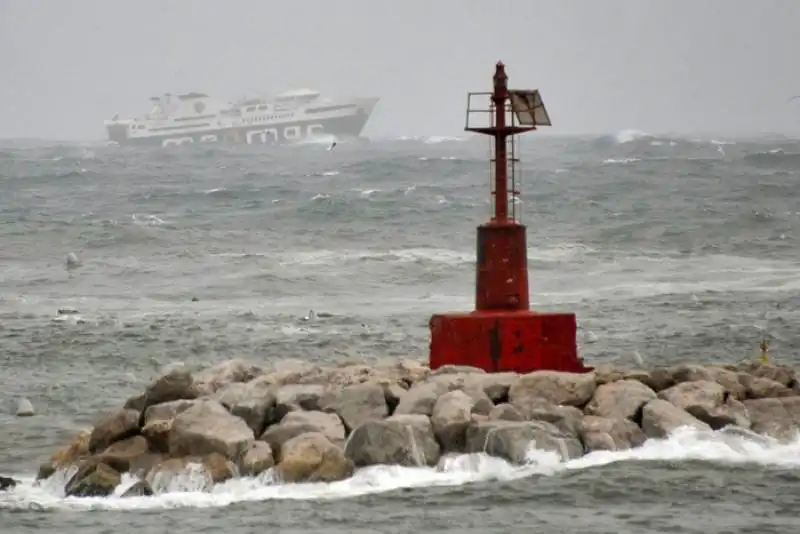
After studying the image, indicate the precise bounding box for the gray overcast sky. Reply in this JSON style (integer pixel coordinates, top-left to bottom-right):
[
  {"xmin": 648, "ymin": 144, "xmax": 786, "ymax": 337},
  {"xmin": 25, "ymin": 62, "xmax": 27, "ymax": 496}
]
[{"xmin": 1, "ymin": 0, "xmax": 799, "ymax": 140}]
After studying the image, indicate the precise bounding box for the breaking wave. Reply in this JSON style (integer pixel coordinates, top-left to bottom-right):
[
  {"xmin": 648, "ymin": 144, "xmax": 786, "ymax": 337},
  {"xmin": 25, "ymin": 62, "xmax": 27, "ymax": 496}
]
[{"xmin": 2, "ymin": 426, "xmax": 798, "ymax": 512}]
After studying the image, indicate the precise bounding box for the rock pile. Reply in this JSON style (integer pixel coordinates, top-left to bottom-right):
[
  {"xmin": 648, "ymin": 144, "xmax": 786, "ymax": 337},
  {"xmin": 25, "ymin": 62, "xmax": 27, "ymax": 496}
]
[{"xmin": 32, "ymin": 358, "xmax": 800, "ymax": 498}]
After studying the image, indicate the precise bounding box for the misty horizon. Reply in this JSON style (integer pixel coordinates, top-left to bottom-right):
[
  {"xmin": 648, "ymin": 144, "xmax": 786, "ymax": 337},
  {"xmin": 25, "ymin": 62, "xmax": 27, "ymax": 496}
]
[{"xmin": 2, "ymin": 0, "xmax": 799, "ymax": 142}]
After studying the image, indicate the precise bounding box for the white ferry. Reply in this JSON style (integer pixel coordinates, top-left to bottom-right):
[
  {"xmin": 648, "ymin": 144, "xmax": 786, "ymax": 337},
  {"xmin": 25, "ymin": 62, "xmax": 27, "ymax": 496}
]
[{"xmin": 104, "ymin": 89, "xmax": 379, "ymax": 147}]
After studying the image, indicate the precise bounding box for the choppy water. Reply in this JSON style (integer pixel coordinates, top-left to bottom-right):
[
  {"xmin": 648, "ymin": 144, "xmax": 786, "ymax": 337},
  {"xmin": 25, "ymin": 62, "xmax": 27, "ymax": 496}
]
[{"xmin": 1, "ymin": 129, "xmax": 799, "ymax": 533}]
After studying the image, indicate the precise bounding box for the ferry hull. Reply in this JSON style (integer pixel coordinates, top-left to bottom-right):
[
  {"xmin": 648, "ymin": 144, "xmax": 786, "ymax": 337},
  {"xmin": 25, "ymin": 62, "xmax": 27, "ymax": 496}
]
[{"xmin": 107, "ymin": 108, "xmax": 373, "ymax": 148}]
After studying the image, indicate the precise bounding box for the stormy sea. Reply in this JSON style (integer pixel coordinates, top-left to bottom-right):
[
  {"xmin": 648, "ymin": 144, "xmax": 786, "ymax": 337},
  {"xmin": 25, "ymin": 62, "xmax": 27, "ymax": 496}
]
[{"xmin": 1, "ymin": 129, "xmax": 799, "ymax": 533}]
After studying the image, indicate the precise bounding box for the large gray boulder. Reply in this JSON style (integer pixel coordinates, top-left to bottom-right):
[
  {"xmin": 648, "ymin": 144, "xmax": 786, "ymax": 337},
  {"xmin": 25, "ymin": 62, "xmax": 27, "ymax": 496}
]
[
  {"xmin": 344, "ymin": 414, "xmax": 441, "ymax": 467},
  {"xmin": 168, "ymin": 399, "xmax": 254, "ymax": 460}
]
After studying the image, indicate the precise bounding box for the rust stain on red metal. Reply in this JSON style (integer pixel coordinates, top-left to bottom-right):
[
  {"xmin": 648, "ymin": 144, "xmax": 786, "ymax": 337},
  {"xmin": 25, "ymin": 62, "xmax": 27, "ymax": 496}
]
[{"xmin": 428, "ymin": 61, "xmax": 593, "ymax": 374}]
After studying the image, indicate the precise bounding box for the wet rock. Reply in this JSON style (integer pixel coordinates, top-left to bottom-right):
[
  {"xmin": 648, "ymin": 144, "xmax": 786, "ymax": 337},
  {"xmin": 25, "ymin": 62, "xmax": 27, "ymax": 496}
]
[
  {"xmin": 239, "ymin": 441, "xmax": 275, "ymax": 477},
  {"xmin": 280, "ymin": 410, "xmax": 346, "ymax": 445},
  {"xmin": 260, "ymin": 422, "xmax": 320, "ymax": 459},
  {"xmin": 96, "ymin": 435, "xmax": 151, "ymax": 472},
  {"xmin": 378, "ymin": 358, "xmax": 430, "ymax": 385},
  {"xmin": 322, "ymin": 364, "xmax": 386, "ymax": 387},
  {"xmin": 212, "ymin": 382, "xmax": 250, "ymax": 407},
  {"xmin": 740, "ymin": 375, "xmax": 795, "ymax": 399},
  {"xmin": 738, "ymin": 362, "xmax": 795, "ymax": 387},
  {"xmin": 660, "ymin": 364, "xmax": 747, "ymax": 400},
  {"xmin": 276, "ymin": 432, "xmax": 353, "ymax": 483},
  {"xmin": 382, "ymin": 382, "xmax": 406, "ymax": 415},
  {"xmin": 270, "ymin": 402, "xmax": 299, "ymax": 424},
  {"xmin": 345, "ymin": 414, "xmax": 441, "ymax": 467},
  {"xmin": 37, "ymin": 357, "xmax": 800, "ymax": 489},
  {"xmin": 640, "ymin": 367, "xmax": 675, "ymax": 392},
  {"xmin": 463, "ymin": 387, "xmax": 495, "ymax": 416},
  {"xmin": 201, "ymin": 452, "xmax": 238, "ymax": 483},
  {"xmin": 37, "ymin": 428, "xmax": 92, "ymax": 479},
  {"xmin": 127, "ymin": 453, "xmax": 167, "ymax": 479},
  {"xmin": 168, "ymin": 399, "xmax": 254, "ymax": 460},
  {"xmin": 622, "ymin": 369, "xmax": 652, "ymax": 385},
  {"xmin": 123, "ymin": 394, "xmax": 147, "ymax": 413},
  {"xmin": 431, "ymin": 390, "xmax": 473, "ymax": 453},
  {"xmin": 250, "ymin": 360, "xmax": 325, "ymax": 389},
  {"xmin": 15, "ymin": 397, "xmax": 35, "ymax": 417},
  {"xmin": 594, "ymin": 364, "xmax": 626, "ymax": 386},
  {"xmin": 193, "ymin": 358, "xmax": 262, "ymax": 395},
  {"xmin": 0, "ymin": 475, "xmax": 17, "ymax": 491},
  {"xmin": 274, "ymin": 384, "xmax": 326, "ymax": 411},
  {"xmin": 121, "ymin": 479, "xmax": 154, "ymax": 497},
  {"xmin": 318, "ymin": 382, "xmax": 389, "ymax": 432},
  {"xmin": 393, "ymin": 382, "xmax": 448, "ymax": 416},
  {"xmin": 517, "ymin": 398, "xmax": 584, "ymax": 436},
  {"xmin": 464, "ymin": 420, "xmax": 583, "ymax": 464},
  {"xmin": 659, "ymin": 380, "xmax": 725, "ymax": 410},
  {"xmin": 471, "ymin": 413, "xmax": 489, "ymax": 425},
  {"xmin": 742, "ymin": 396, "xmax": 800, "ymax": 441},
  {"xmin": 692, "ymin": 397, "xmax": 750, "ymax": 430},
  {"xmin": 640, "ymin": 399, "xmax": 711, "ymax": 439},
  {"xmin": 488, "ymin": 403, "xmax": 526, "ymax": 422},
  {"xmin": 65, "ymin": 462, "xmax": 121, "ymax": 497},
  {"xmin": 270, "ymin": 358, "xmax": 320, "ymax": 381},
  {"xmin": 213, "ymin": 380, "xmax": 277, "ymax": 437},
  {"xmin": 89, "ymin": 409, "xmax": 140, "ymax": 454},
  {"xmin": 691, "ymin": 366, "xmax": 748, "ymax": 400},
  {"xmin": 473, "ymin": 372, "xmax": 519, "ymax": 403},
  {"xmin": 146, "ymin": 453, "xmax": 237, "ymax": 488},
  {"xmin": 585, "ymin": 379, "xmax": 657, "ymax": 421},
  {"xmin": 145, "ymin": 457, "xmax": 190, "ymax": 488},
  {"xmin": 659, "ymin": 380, "xmax": 750, "ymax": 429},
  {"xmin": 509, "ymin": 370, "xmax": 596, "ymax": 408},
  {"xmin": 68, "ymin": 451, "xmax": 131, "ymax": 482},
  {"xmin": 142, "ymin": 399, "xmax": 196, "ymax": 426},
  {"xmin": 137, "ymin": 368, "xmax": 199, "ymax": 412},
  {"xmin": 421, "ymin": 371, "xmax": 517, "ymax": 405},
  {"xmin": 142, "ymin": 419, "xmax": 172, "ymax": 453},
  {"xmin": 431, "ymin": 364, "xmax": 486, "ymax": 375},
  {"xmin": 230, "ymin": 396, "xmax": 277, "ymax": 438},
  {"xmin": 579, "ymin": 416, "xmax": 646, "ymax": 452}
]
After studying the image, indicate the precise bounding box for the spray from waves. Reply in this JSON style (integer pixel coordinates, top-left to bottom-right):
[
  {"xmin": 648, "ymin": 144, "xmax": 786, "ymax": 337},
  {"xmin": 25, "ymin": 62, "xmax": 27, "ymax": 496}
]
[
  {"xmin": 594, "ymin": 129, "xmax": 711, "ymax": 148},
  {"xmin": 274, "ymin": 243, "xmax": 594, "ymax": 268},
  {"xmin": 280, "ymin": 247, "xmax": 473, "ymax": 267},
  {"xmin": 394, "ymin": 136, "xmax": 467, "ymax": 144},
  {"xmin": 744, "ymin": 149, "xmax": 800, "ymax": 168},
  {"xmin": 1, "ymin": 426, "xmax": 798, "ymax": 512},
  {"xmin": 614, "ymin": 129, "xmax": 652, "ymax": 144},
  {"xmin": 602, "ymin": 157, "xmax": 641, "ymax": 165},
  {"xmin": 292, "ymin": 133, "xmax": 338, "ymax": 147}
]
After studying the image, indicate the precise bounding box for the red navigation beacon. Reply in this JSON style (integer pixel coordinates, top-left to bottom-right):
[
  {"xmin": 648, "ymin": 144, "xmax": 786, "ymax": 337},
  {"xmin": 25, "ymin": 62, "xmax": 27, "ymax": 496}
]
[{"xmin": 428, "ymin": 61, "xmax": 593, "ymax": 374}]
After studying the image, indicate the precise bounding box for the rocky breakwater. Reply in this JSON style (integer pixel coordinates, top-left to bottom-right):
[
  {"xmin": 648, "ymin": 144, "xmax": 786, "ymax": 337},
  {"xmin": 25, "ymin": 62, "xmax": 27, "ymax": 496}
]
[{"xmin": 28, "ymin": 358, "xmax": 800, "ymax": 498}]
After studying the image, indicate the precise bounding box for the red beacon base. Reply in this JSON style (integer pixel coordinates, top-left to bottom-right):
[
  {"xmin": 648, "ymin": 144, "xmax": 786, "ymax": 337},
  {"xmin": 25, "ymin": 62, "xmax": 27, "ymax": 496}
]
[
  {"xmin": 430, "ymin": 310, "xmax": 587, "ymax": 374},
  {"xmin": 428, "ymin": 62, "xmax": 592, "ymax": 375}
]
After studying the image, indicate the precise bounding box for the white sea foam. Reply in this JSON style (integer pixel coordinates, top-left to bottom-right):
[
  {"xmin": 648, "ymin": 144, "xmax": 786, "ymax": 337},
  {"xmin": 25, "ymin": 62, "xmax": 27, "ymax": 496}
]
[{"xmin": 2, "ymin": 426, "xmax": 797, "ymax": 512}]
